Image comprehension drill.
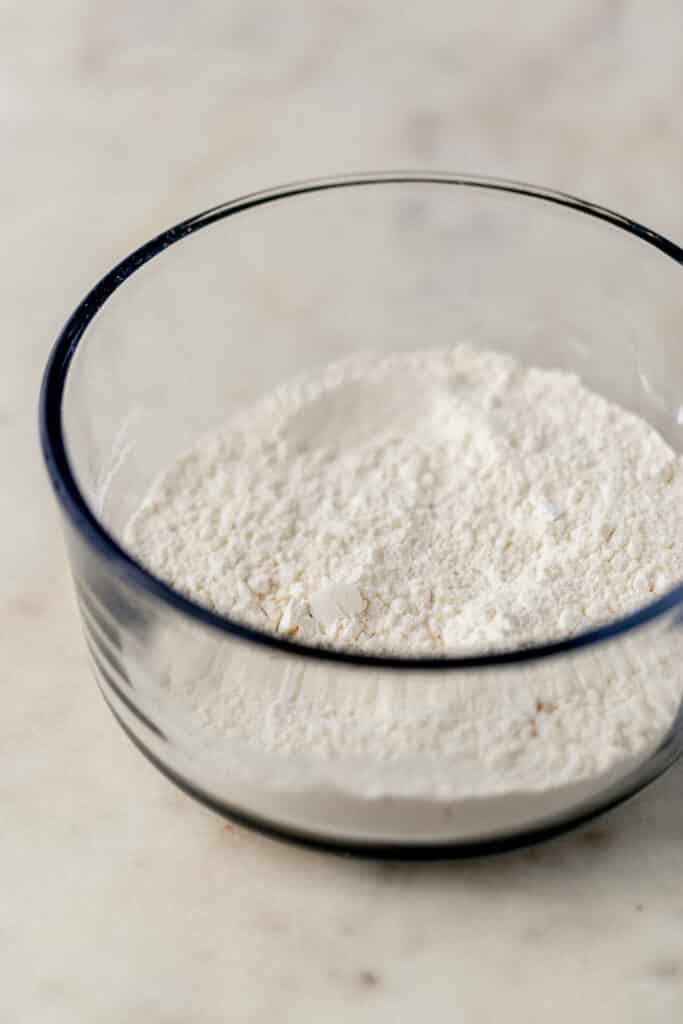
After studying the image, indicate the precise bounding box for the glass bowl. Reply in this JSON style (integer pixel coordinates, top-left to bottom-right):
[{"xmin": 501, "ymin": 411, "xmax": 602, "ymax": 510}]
[{"xmin": 40, "ymin": 173, "xmax": 683, "ymax": 856}]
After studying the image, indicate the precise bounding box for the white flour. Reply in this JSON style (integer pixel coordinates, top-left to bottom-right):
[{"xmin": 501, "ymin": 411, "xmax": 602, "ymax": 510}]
[{"xmin": 125, "ymin": 346, "xmax": 683, "ymax": 819}]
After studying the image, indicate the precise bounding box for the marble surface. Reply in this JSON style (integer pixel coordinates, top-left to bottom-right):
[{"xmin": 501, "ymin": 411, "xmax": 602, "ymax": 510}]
[{"xmin": 3, "ymin": 2, "xmax": 683, "ymax": 1020}]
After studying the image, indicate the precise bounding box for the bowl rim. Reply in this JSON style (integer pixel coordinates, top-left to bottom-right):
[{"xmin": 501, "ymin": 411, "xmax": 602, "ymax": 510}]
[{"xmin": 39, "ymin": 171, "xmax": 683, "ymax": 671}]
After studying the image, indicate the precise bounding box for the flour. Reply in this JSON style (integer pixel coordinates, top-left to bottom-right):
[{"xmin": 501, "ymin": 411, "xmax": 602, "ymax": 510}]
[
  {"xmin": 127, "ymin": 345, "xmax": 682, "ymax": 653},
  {"xmin": 124, "ymin": 346, "xmax": 683, "ymax": 818}
]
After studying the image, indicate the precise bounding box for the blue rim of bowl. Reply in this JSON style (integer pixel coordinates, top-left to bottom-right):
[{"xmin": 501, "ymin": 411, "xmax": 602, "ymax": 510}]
[{"xmin": 39, "ymin": 172, "xmax": 683, "ymax": 671}]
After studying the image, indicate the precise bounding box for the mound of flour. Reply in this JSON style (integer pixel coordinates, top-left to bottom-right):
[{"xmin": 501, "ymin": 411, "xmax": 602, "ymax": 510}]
[
  {"xmin": 127, "ymin": 345, "xmax": 683, "ymax": 654},
  {"xmin": 123, "ymin": 346, "xmax": 683, "ymax": 823}
]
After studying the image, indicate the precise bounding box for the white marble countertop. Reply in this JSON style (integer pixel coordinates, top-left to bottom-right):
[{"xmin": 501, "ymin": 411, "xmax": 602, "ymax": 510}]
[{"xmin": 4, "ymin": 2, "xmax": 683, "ymax": 1020}]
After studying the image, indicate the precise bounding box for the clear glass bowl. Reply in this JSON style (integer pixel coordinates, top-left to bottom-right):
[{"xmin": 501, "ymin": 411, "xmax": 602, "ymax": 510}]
[{"xmin": 40, "ymin": 173, "xmax": 683, "ymax": 856}]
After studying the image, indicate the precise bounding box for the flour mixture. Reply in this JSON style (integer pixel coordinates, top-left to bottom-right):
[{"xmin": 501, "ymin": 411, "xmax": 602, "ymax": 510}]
[{"xmin": 125, "ymin": 346, "xmax": 683, "ymax": 815}]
